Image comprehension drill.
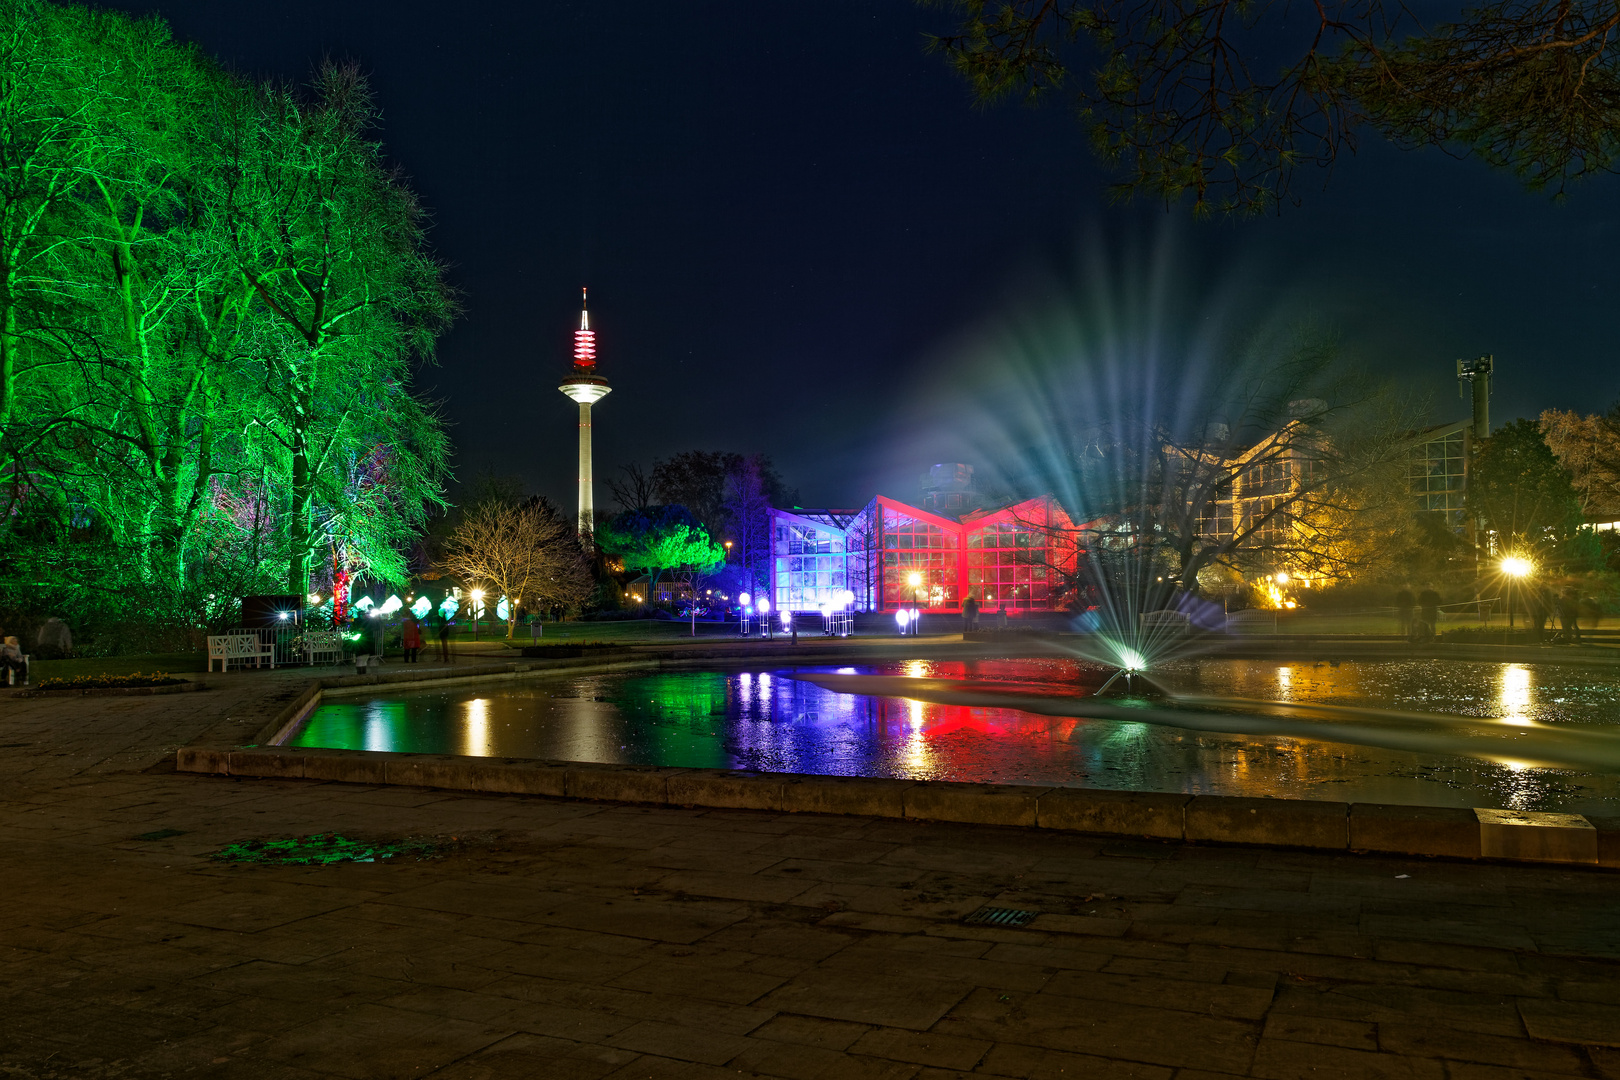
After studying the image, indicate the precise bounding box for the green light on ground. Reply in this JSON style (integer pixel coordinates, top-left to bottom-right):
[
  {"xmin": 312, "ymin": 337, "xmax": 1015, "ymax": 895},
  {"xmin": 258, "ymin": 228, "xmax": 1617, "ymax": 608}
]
[{"xmin": 210, "ymin": 833, "xmax": 443, "ymax": 865}]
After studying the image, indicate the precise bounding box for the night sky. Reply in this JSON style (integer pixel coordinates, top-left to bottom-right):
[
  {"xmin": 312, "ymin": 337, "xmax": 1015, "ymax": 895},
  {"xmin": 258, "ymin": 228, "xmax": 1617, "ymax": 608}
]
[{"xmin": 104, "ymin": 0, "xmax": 1620, "ymax": 511}]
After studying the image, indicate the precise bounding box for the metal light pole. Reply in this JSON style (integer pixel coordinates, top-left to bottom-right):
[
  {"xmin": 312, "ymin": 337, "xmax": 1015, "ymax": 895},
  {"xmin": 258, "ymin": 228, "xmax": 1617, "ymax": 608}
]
[{"xmin": 1502, "ymin": 556, "xmax": 1531, "ymax": 631}]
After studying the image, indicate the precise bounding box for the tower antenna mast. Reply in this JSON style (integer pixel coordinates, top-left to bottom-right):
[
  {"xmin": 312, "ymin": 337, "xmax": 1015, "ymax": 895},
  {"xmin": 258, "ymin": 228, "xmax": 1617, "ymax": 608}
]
[{"xmin": 560, "ymin": 287, "xmax": 611, "ymax": 536}]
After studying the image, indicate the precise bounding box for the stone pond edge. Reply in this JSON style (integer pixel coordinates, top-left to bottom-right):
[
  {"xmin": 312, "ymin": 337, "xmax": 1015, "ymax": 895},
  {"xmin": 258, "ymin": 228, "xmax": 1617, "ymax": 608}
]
[{"xmin": 172, "ymin": 648, "xmax": 1620, "ymax": 872}]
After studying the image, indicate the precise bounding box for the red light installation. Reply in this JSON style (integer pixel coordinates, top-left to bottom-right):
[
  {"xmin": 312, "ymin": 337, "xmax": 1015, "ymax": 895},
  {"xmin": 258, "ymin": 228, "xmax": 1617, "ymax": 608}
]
[{"xmin": 572, "ymin": 287, "xmax": 595, "ymax": 371}]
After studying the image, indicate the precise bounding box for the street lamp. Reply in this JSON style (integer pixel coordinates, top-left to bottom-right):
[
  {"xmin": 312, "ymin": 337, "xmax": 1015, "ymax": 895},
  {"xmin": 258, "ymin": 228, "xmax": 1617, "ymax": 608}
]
[
  {"xmin": 907, "ymin": 572, "xmax": 922, "ymax": 635},
  {"xmin": 470, "ymin": 588, "xmax": 484, "ymax": 641}
]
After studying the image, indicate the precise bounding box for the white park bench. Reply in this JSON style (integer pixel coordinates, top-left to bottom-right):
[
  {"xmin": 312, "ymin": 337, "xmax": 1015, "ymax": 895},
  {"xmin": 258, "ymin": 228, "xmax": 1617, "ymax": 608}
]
[
  {"xmin": 301, "ymin": 630, "xmax": 345, "ymax": 666},
  {"xmin": 1139, "ymin": 610, "xmax": 1191, "ymax": 631},
  {"xmin": 207, "ymin": 633, "xmax": 274, "ymax": 672}
]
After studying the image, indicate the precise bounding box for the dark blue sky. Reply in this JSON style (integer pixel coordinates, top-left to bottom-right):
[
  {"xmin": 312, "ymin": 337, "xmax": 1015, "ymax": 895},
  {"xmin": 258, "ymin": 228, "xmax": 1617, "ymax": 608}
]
[{"xmin": 107, "ymin": 0, "xmax": 1620, "ymax": 509}]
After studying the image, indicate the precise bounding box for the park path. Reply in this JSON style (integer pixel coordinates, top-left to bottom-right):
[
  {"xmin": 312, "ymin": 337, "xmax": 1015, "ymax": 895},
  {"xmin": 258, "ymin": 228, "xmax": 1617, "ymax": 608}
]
[{"xmin": 2, "ymin": 661, "xmax": 1619, "ymax": 1079}]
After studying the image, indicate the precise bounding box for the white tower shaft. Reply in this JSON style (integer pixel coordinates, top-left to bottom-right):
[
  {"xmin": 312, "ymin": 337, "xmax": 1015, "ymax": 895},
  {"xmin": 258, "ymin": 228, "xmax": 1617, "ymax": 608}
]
[{"xmin": 576, "ymin": 401, "xmax": 594, "ymax": 533}]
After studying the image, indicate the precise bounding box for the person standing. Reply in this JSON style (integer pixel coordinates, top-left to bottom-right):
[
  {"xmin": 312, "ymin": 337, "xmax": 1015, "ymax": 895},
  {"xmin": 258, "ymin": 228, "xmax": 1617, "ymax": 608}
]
[
  {"xmin": 436, "ymin": 611, "xmax": 452, "ymax": 662},
  {"xmin": 1525, "ymin": 586, "xmax": 1549, "ymax": 643},
  {"xmin": 1558, "ymin": 587, "xmax": 1582, "ymax": 644},
  {"xmin": 36, "ymin": 616, "xmax": 71, "ymax": 657},
  {"xmin": 962, "ymin": 595, "xmax": 980, "ymax": 634},
  {"xmin": 1394, "ymin": 588, "xmax": 1414, "ymax": 638},
  {"xmin": 401, "ymin": 616, "xmax": 423, "ymax": 663},
  {"xmin": 1416, "ymin": 586, "xmax": 1441, "ymax": 642}
]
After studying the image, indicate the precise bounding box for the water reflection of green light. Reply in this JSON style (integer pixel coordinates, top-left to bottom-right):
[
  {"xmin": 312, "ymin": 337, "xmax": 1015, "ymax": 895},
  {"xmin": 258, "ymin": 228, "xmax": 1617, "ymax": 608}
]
[
  {"xmin": 1101, "ymin": 721, "xmax": 1149, "ymax": 748},
  {"xmin": 610, "ymin": 672, "xmax": 732, "ymax": 769}
]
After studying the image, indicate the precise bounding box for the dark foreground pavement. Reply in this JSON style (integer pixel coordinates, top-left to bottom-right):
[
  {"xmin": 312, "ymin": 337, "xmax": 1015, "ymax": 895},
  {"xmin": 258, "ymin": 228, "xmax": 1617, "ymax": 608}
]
[{"xmin": 3, "ymin": 667, "xmax": 1620, "ymax": 1080}]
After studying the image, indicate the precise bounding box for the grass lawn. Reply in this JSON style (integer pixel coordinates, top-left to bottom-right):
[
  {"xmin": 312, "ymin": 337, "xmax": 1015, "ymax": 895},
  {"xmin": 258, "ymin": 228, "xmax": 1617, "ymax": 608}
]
[{"xmin": 483, "ymin": 619, "xmax": 747, "ymax": 646}]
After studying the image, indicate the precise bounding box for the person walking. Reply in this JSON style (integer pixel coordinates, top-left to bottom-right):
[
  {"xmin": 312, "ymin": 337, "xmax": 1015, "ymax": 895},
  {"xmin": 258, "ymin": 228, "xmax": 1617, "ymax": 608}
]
[
  {"xmin": 435, "ymin": 612, "xmax": 452, "ymax": 662},
  {"xmin": 1394, "ymin": 588, "xmax": 1414, "ymax": 638},
  {"xmin": 1558, "ymin": 587, "xmax": 1582, "ymax": 645},
  {"xmin": 401, "ymin": 616, "xmax": 423, "ymax": 663},
  {"xmin": 962, "ymin": 595, "xmax": 980, "ymax": 634}
]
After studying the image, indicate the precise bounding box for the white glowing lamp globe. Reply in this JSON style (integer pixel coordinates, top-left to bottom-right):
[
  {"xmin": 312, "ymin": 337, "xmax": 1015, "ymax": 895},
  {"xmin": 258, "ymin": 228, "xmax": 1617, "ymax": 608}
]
[
  {"xmin": 757, "ymin": 598, "xmax": 770, "ymax": 614},
  {"xmin": 840, "ymin": 589, "xmax": 855, "ymax": 609},
  {"xmin": 781, "ymin": 609, "xmax": 792, "ymax": 624},
  {"xmin": 739, "ymin": 592, "xmax": 751, "ymax": 607},
  {"xmin": 819, "ymin": 603, "xmax": 832, "ymax": 618},
  {"xmin": 895, "ymin": 609, "xmax": 910, "ymax": 629}
]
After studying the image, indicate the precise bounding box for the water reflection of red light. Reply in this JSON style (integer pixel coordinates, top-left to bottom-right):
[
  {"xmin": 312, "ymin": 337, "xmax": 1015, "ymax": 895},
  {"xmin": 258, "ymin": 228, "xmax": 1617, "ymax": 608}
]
[{"xmin": 866, "ymin": 694, "xmax": 1082, "ymax": 740}]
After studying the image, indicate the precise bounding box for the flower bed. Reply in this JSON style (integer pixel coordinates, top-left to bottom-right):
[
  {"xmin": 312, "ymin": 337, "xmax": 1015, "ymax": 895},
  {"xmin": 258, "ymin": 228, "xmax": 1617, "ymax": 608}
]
[{"xmin": 34, "ymin": 671, "xmax": 187, "ymax": 690}]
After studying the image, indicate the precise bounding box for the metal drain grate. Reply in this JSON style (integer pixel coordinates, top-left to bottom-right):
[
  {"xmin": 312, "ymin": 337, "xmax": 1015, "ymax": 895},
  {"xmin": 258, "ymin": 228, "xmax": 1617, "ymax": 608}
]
[{"xmin": 962, "ymin": 906, "xmax": 1037, "ymax": 928}]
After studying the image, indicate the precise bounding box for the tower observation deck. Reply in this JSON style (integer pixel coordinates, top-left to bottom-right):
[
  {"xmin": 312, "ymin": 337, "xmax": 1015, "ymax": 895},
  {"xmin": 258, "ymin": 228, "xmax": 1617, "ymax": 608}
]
[{"xmin": 559, "ymin": 288, "xmax": 610, "ymax": 535}]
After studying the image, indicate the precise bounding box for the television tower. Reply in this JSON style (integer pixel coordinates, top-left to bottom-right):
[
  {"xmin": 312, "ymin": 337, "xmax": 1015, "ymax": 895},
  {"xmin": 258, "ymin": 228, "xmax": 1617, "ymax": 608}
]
[{"xmin": 559, "ymin": 288, "xmax": 610, "ymax": 536}]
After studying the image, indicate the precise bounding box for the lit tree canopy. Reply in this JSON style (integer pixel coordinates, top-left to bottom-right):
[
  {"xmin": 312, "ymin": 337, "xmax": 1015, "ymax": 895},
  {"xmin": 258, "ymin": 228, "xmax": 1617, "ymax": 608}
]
[
  {"xmin": 1469, "ymin": 418, "xmax": 1589, "ymax": 561},
  {"xmin": 596, "ymin": 505, "xmax": 726, "ymax": 594},
  {"xmin": 439, "ymin": 497, "xmax": 593, "ymax": 637},
  {"xmin": 927, "ymin": 0, "xmax": 1620, "ymax": 213},
  {"xmin": 0, "ymin": 0, "xmax": 452, "ymax": 635},
  {"xmin": 1540, "ymin": 406, "xmax": 1620, "ymax": 521}
]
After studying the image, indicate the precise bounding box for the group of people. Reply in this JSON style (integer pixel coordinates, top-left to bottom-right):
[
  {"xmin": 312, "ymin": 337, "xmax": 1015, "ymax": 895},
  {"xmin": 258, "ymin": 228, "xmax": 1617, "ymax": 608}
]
[
  {"xmin": 396, "ymin": 613, "xmax": 451, "ymax": 663},
  {"xmin": 1394, "ymin": 587, "xmax": 1445, "ymax": 642},
  {"xmin": 1523, "ymin": 585, "xmax": 1584, "ymax": 644},
  {"xmin": 1395, "ymin": 585, "xmax": 1584, "ymax": 644}
]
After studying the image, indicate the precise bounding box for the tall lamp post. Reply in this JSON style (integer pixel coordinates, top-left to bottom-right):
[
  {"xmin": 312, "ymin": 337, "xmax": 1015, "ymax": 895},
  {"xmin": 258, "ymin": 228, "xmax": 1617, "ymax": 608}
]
[
  {"xmin": 1501, "ymin": 556, "xmax": 1532, "ymax": 630},
  {"xmin": 470, "ymin": 589, "xmax": 484, "ymax": 641},
  {"xmin": 907, "ymin": 572, "xmax": 922, "ymax": 636}
]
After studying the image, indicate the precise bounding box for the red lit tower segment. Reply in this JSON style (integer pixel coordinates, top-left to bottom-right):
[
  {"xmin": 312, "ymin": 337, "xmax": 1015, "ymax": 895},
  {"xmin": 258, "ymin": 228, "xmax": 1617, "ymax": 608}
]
[{"xmin": 559, "ymin": 288, "xmax": 611, "ymax": 535}]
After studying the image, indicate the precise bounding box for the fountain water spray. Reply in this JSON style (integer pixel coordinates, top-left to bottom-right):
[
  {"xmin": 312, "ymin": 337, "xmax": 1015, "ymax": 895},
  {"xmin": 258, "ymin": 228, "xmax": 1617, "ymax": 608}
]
[{"xmin": 908, "ymin": 236, "xmax": 1415, "ymax": 694}]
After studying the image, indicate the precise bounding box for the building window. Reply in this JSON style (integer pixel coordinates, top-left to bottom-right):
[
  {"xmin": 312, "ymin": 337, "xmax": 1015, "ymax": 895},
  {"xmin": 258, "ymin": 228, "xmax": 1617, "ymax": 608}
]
[{"xmin": 964, "ymin": 521, "xmax": 1053, "ymax": 609}]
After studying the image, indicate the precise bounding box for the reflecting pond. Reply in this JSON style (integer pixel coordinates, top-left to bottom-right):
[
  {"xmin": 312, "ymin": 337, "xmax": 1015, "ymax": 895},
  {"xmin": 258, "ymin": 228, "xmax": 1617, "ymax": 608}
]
[{"xmin": 287, "ymin": 657, "xmax": 1620, "ymax": 814}]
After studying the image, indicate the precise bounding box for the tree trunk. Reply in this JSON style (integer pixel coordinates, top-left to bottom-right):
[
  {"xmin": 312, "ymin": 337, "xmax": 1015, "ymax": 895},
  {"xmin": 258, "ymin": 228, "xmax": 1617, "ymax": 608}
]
[{"xmin": 287, "ymin": 411, "xmax": 313, "ymax": 595}]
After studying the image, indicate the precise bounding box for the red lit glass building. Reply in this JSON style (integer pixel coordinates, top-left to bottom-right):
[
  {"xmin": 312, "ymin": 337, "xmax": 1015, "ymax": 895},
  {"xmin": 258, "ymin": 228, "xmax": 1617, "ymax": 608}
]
[{"xmin": 768, "ymin": 473, "xmax": 1079, "ymax": 615}]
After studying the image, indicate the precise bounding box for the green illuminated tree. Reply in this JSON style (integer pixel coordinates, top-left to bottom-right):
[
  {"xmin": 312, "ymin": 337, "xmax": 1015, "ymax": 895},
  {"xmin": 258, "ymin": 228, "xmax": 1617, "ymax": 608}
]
[
  {"xmin": 0, "ymin": 0, "xmax": 454, "ymax": 644},
  {"xmin": 47, "ymin": 18, "xmax": 253, "ymax": 578},
  {"xmin": 596, "ymin": 505, "xmax": 726, "ymax": 602},
  {"xmin": 0, "ymin": 0, "xmax": 110, "ymax": 503},
  {"xmin": 213, "ymin": 63, "xmax": 454, "ymax": 594}
]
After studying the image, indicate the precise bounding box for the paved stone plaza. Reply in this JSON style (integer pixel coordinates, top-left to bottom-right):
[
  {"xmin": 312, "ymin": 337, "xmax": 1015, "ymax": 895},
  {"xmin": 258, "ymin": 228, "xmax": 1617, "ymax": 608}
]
[{"xmin": 3, "ymin": 663, "xmax": 1619, "ymax": 1079}]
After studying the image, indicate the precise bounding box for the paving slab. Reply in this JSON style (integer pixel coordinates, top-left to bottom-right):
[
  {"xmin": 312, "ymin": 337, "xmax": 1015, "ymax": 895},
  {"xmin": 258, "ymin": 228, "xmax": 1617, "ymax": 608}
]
[{"xmin": 4, "ymin": 663, "xmax": 1620, "ymax": 1080}]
